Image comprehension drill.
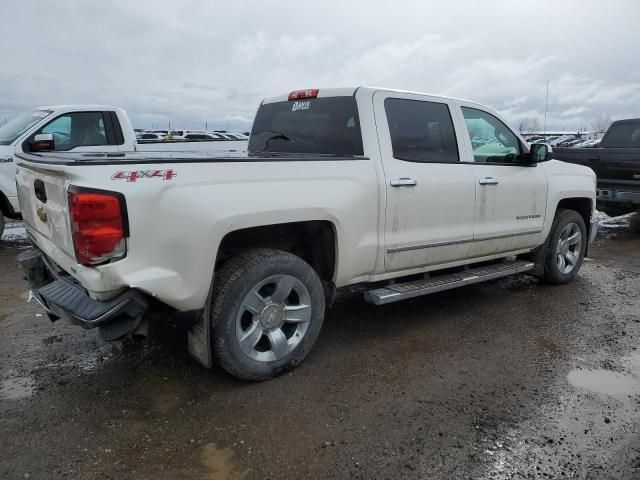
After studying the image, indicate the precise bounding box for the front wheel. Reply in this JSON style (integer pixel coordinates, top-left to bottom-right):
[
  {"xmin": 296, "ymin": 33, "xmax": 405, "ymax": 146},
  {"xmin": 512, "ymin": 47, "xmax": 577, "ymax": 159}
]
[
  {"xmin": 543, "ymin": 209, "xmax": 587, "ymax": 284},
  {"xmin": 0, "ymin": 215, "xmax": 4, "ymax": 239},
  {"xmin": 211, "ymin": 249, "xmax": 325, "ymax": 381}
]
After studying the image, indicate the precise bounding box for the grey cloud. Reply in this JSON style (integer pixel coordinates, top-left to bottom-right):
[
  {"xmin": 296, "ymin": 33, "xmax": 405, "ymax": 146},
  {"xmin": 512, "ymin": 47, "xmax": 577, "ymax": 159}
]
[{"xmin": 1, "ymin": 0, "xmax": 638, "ymax": 131}]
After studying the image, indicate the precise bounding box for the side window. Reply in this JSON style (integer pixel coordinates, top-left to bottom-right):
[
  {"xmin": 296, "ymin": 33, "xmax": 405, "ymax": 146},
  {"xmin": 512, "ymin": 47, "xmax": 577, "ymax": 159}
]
[
  {"xmin": 461, "ymin": 107, "xmax": 521, "ymax": 164},
  {"xmin": 41, "ymin": 116, "xmax": 72, "ymax": 150},
  {"xmin": 384, "ymin": 98, "xmax": 459, "ymax": 163},
  {"xmin": 38, "ymin": 112, "xmax": 108, "ymax": 151}
]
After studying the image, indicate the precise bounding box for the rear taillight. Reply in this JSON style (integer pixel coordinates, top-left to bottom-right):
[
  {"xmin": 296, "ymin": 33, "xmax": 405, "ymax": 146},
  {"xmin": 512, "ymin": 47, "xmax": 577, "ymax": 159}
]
[
  {"xmin": 68, "ymin": 187, "xmax": 128, "ymax": 266},
  {"xmin": 288, "ymin": 89, "xmax": 319, "ymax": 101}
]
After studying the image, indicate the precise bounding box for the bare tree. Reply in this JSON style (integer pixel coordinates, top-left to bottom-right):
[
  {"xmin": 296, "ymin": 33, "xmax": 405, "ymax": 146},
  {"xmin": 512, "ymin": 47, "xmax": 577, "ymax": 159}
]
[
  {"xmin": 592, "ymin": 114, "xmax": 612, "ymax": 134},
  {"xmin": 518, "ymin": 118, "xmax": 542, "ymax": 134},
  {"xmin": 518, "ymin": 119, "xmax": 530, "ymax": 133},
  {"xmin": 530, "ymin": 118, "xmax": 540, "ymax": 133}
]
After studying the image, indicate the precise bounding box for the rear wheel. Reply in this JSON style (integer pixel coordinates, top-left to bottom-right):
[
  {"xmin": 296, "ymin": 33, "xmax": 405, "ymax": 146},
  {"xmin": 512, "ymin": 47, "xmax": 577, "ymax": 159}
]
[
  {"xmin": 211, "ymin": 249, "xmax": 325, "ymax": 381},
  {"xmin": 631, "ymin": 210, "xmax": 640, "ymax": 233},
  {"xmin": 543, "ymin": 209, "xmax": 587, "ymax": 284}
]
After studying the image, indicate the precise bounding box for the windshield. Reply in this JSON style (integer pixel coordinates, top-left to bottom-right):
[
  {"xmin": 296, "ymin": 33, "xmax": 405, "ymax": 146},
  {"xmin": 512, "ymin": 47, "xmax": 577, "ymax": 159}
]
[
  {"xmin": 0, "ymin": 109, "xmax": 52, "ymax": 145},
  {"xmin": 248, "ymin": 97, "xmax": 364, "ymax": 156}
]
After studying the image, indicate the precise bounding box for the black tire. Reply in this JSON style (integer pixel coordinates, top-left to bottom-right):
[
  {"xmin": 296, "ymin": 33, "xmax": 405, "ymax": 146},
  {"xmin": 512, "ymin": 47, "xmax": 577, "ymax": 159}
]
[
  {"xmin": 543, "ymin": 209, "xmax": 587, "ymax": 284},
  {"xmin": 211, "ymin": 248, "xmax": 325, "ymax": 381},
  {"xmin": 630, "ymin": 211, "xmax": 640, "ymax": 234},
  {"xmin": 0, "ymin": 215, "xmax": 4, "ymax": 239}
]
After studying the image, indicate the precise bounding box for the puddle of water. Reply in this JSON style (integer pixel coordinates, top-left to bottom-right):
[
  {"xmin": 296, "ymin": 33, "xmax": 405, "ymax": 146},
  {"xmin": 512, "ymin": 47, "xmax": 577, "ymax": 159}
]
[
  {"xmin": 567, "ymin": 369, "xmax": 640, "ymax": 397},
  {"xmin": 201, "ymin": 442, "xmax": 245, "ymax": 480},
  {"xmin": 0, "ymin": 374, "xmax": 36, "ymax": 400}
]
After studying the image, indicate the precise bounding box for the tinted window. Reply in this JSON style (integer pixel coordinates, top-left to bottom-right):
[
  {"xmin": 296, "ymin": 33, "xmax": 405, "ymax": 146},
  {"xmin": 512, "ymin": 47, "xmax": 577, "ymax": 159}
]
[
  {"xmin": 602, "ymin": 122, "xmax": 640, "ymax": 148},
  {"xmin": 461, "ymin": 107, "xmax": 521, "ymax": 164},
  {"xmin": 384, "ymin": 98, "xmax": 459, "ymax": 163},
  {"xmin": 38, "ymin": 112, "xmax": 108, "ymax": 151},
  {"xmin": 249, "ymin": 97, "xmax": 364, "ymax": 156}
]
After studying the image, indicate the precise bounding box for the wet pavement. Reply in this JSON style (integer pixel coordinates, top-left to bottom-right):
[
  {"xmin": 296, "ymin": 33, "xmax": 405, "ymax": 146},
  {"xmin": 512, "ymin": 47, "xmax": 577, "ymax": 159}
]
[{"xmin": 1, "ymin": 217, "xmax": 639, "ymax": 479}]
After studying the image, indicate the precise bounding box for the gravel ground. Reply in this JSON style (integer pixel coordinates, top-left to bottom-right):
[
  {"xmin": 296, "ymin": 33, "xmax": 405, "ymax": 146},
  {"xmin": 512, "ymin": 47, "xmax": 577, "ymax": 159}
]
[{"xmin": 1, "ymin": 218, "xmax": 639, "ymax": 479}]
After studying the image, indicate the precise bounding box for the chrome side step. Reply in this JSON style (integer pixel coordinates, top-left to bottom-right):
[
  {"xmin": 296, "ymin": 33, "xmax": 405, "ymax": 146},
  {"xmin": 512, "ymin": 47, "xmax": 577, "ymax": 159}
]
[{"xmin": 364, "ymin": 260, "xmax": 534, "ymax": 305}]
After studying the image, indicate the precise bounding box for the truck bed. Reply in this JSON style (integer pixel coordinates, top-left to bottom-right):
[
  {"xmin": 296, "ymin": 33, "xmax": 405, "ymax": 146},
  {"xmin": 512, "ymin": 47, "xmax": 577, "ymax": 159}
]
[{"xmin": 553, "ymin": 146, "xmax": 640, "ymax": 182}]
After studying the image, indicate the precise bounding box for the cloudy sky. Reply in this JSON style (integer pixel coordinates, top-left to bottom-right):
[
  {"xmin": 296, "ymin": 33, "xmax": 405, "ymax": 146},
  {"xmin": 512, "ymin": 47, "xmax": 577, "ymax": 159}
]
[{"xmin": 1, "ymin": 0, "xmax": 638, "ymax": 132}]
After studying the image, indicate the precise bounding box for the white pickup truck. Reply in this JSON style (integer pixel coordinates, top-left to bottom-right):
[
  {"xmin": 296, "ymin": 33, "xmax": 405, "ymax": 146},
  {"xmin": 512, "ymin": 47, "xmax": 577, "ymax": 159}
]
[
  {"xmin": 15, "ymin": 87, "xmax": 597, "ymax": 381},
  {"xmin": 0, "ymin": 105, "xmax": 246, "ymax": 236}
]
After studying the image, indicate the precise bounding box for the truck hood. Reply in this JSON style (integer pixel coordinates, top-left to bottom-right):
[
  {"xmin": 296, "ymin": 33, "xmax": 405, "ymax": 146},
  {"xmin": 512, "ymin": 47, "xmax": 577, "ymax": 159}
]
[{"xmin": 544, "ymin": 159, "xmax": 596, "ymax": 179}]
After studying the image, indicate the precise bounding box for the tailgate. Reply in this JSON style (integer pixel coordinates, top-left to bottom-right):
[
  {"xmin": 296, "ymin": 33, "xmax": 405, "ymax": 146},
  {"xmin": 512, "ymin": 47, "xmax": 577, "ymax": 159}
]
[
  {"xmin": 597, "ymin": 149, "xmax": 640, "ymax": 182},
  {"xmin": 16, "ymin": 161, "xmax": 76, "ymax": 260}
]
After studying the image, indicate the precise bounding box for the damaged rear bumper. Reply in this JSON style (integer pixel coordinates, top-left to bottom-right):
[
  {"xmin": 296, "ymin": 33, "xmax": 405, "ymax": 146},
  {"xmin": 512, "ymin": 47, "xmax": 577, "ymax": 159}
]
[{"xmin": 17, "ymin": 249, "xmax": 149, "ymax": 339}]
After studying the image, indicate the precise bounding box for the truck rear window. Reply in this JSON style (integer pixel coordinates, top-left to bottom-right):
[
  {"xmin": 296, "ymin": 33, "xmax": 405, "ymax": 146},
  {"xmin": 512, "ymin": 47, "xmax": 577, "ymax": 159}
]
[
  {"xmin": 602, "ymin": 122, "xmax": 640, "ymax": 148},
  {"xmin": 248, "ymin": 97, "xmax": 364, "ymax": 156}
]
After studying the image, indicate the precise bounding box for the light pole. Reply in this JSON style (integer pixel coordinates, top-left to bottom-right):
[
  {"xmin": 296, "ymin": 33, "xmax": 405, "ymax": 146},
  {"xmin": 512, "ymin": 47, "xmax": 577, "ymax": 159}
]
[{"xmin": 543, "ymin": 81, "xmax": 549, "ymax": 136}]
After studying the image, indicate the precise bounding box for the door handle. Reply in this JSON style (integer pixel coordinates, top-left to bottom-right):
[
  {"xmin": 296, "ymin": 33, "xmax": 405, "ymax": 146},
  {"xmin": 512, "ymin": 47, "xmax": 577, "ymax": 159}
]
[
  {"xmin": 390, "ymin": 178, "xmax": 417, "ymax": 187},
  {"xmin": 479, "ymin": 177, "xmax": 499, "ymax": 185}
]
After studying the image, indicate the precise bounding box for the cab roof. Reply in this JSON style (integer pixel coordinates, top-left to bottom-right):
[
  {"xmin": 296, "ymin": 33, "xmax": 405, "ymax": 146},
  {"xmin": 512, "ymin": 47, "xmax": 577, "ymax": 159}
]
[{"xmin": 261, "ymin": 86, "xmax": 488, "ymax": 109}]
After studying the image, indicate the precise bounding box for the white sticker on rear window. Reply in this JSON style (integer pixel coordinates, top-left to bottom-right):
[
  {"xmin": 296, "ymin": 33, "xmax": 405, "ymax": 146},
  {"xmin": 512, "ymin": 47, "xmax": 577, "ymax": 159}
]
[{"xmin": 292, "ymin": 101, "xmax": 310, "ymax": 112}]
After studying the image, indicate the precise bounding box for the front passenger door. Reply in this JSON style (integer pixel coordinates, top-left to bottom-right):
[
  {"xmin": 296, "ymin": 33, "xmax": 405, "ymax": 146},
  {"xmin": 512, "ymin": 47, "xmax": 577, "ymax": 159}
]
[
  {"xmin": 32, "ymin": 111, "xmax": 113, "ymax": 153},
  {"xmin": 458, "ymin": 105, "xmax": 547, "ymax": 257}
]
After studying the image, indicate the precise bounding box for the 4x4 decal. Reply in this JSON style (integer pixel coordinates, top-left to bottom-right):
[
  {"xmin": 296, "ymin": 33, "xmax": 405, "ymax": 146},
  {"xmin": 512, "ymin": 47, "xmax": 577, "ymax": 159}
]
[{"xmin": 111, "ymin": 169, "xmax": 177, "ymax": 182}]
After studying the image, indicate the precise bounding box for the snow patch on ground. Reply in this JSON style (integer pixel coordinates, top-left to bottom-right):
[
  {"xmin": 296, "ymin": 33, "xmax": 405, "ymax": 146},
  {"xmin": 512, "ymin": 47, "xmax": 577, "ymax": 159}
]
[
  {"xmin": 1, "ymin": 222, "xmax": 28, "ymax": 243},
  {"xmin": 596, "ymin": 211, "xmax": 635, "ymax": 229}
]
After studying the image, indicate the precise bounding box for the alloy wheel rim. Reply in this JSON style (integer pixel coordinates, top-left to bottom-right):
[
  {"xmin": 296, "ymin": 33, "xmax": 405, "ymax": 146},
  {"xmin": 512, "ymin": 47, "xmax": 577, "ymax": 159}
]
[
  {"xmin": 235, "ymin": 274, "xmax": 312, "ymax": 362},
  {"xmin": 556, "ymin": 222, "xmax": 582, "ymax": 275}
]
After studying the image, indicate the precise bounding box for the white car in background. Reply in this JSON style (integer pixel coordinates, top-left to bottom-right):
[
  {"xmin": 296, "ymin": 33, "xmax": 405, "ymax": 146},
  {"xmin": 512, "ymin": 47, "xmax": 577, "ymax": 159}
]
[{"xmin": 0, "ymin": 105, "xmax": 246, "ymax": 235}]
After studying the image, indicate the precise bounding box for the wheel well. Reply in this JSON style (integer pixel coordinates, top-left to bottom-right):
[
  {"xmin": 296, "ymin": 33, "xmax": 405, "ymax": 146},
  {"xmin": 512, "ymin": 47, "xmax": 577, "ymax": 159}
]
[
  {"xmin": 215, "ymin": 221, "xmax": 337, "ymax": 283},
  {"xmin": 0, "ymin": 191, "xmax": 16, "ymax": 219},
  {"xmin": 556, "ymin": 197, "xmax": 592, "ymax": 229}
]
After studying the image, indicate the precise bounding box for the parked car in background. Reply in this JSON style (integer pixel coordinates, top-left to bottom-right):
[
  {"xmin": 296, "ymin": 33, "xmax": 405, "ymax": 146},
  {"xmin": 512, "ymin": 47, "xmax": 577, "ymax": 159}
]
[
  {"xmin": 559, "ymin": 138, "xmax": 585, "ymax": 148},
  {"xmin": 138, "ymin": 132, "xmax": 166, "ymax": 140},
  {"xmin": 572, "ymin": 139, "xmax": 601, "ymax": 148},
  {"xmin": 15, "ymin": 87, "xmax": 596, "ymax": 380},
  {"xmin": 183, "ymin": 132, "xmax": 222, "ymax": 141},
  {"xmin": 551, "ymin": 135, "xmax": 577, "ymax": 147},
  {"xmin": 553, "ymin": 118, "xmax": 640, "ymax": 216}
]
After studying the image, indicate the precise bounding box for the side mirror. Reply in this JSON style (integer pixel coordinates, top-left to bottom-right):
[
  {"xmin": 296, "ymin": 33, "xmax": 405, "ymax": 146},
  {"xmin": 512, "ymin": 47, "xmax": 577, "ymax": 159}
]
[
  {"xmin": 29, "ymin": 133, "xmax": 55, "ymax": 152},
  {"xmin": 527, "ymin": 143, "xmax": 552, "ymax": 163}
]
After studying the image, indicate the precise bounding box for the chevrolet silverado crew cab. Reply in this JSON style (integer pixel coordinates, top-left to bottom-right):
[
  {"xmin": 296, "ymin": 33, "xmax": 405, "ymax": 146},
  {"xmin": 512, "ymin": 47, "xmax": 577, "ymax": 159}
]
[
  {"xmin": 0, "ymin": 105, "xmax": 245, "ymax": 236},
  {"xmin": 552, "ymin": 118, "xmax": 640, "ymax": 217},
  {"xmin": 15, "ymin": 87, "xmax": 597, "ymax": 381}
]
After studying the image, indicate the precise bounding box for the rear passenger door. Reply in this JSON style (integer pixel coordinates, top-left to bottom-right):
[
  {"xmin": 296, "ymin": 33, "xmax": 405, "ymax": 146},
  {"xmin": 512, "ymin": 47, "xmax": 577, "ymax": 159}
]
[{"xmin": 374, "ymin": 91, "xmax": 477, "ymax": 272}]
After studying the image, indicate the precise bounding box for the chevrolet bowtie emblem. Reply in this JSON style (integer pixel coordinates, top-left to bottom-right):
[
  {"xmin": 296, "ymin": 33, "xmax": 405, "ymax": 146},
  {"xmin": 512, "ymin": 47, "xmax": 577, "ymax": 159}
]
[{"xmin": 36, "ymin": 206, "xmax": 48, "ymax": 223}]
